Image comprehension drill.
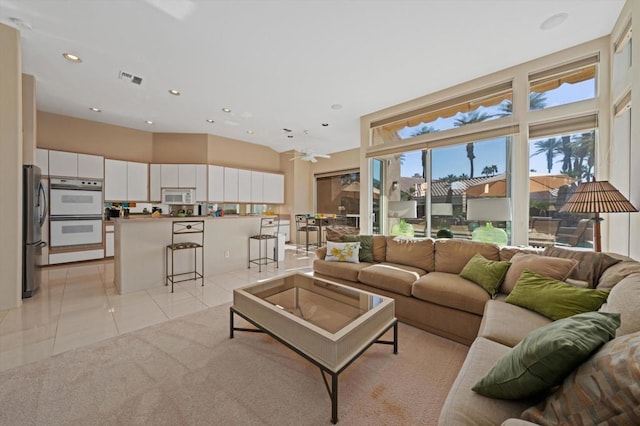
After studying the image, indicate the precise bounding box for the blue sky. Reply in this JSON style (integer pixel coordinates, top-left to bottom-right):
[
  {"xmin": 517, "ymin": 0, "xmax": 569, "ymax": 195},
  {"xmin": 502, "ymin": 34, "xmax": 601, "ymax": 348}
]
[{"xmin": 399, "ymin": 80, "xmax": 594, "ymax": 179}]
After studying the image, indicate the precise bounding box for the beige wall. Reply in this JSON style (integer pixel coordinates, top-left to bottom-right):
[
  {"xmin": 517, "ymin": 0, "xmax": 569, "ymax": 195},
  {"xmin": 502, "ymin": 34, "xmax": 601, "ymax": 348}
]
[
  {"xmin": 311, "ymin": 148, "xmax": 359, "ymax": 175},
  {"xmin": 152, "ymin": 133, "xmax": 208, "ymax": 164},
  {"xmin": 206, "ymin": 134, "xmax": 281, "ymax": 172},
  {"xmin": 37, "ymin": 111, "xmax": 154, "ymax": 162},
  {"xmin": 22, "ymin": 74, "xmax": 36, "ymax": 164},
  {"xmin": 0, "ymin": 23, "xmax": 23, "ymax": 310}
]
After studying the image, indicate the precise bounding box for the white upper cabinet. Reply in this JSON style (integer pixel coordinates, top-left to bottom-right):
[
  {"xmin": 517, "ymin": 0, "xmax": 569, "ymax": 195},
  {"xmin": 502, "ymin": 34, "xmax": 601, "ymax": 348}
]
[
  {"xmin": 208, "ymin": 165, "xmax": 224, "ymax": 202},
  {"xmin": 263, "ymin": 172, "xmax": 284, "ymax": 204},
  {"xmin": 238, "ymin": 169, "xmax": 252, "ymax": 203},
  {"xmin": 223, "ymin": 167, "xmax": 239, "ymax": 202},
  {"xmin": 195, "ymin": 165, "xmax": 207, "ymax": 202},
  {"xmin": 160, "ymin": 164, "xmax": 179, "ymax": 188},
  {"xmin": 104, "ymin": 159, "xmax": 128, "ymax": 201},
  {"xmin": 105, "ymin": 159, "xmax": 148, "ymax": 201},
  {"xmin": 149, "ymin": 164, "xmax": 161, "ymax": 201},
  {"xmin": 178, "ymin": 164, "xmax": 197, "ymax": 188},
  {"xmin": 49, "ymin": 150, "xmax": 103, "ymax": 179},
  {"xmin": 251, "ymin": 171, "xmax": 264, "ymax": 203},
  {"xmin": 127, "ymin": 161, "xmax": 148, "ymax": 201},
  {"xmin": 78, "ymin": 154, "xmax": 104, "ymax": 179},
  {"xmin": 35, "ymin": 148, "xmax": 48, "ymax": 175},
  {"xmin": 48, "ymin": 150, "xmax": 78, "ymax": 177}
]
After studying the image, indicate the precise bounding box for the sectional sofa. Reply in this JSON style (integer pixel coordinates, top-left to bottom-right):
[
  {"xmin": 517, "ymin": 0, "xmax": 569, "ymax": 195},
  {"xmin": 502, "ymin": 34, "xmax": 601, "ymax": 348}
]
[{"xmin": 313, "ymin": 234, "xmax": 640, "ymax": 424}]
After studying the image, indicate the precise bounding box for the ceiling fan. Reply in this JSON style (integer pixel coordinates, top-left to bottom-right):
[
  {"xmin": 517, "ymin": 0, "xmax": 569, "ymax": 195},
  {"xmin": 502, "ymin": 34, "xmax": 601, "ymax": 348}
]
[{"xmin": 290, "ymin": 149, "xmax": 331, "ymax": 163}]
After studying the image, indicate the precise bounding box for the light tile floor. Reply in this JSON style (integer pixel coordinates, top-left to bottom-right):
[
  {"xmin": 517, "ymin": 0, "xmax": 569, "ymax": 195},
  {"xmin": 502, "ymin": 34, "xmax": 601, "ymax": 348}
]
[{"xmin": 0, "ymin": 248, "xmax": 315, "ymax": 372}]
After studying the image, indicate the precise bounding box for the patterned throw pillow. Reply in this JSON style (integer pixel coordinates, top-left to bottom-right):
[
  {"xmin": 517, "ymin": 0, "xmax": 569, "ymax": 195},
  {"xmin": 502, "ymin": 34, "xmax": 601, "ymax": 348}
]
[
  {"xmin": 325, "ymin": 241, "xmax": 360, "ymax": 263},
  {"xmin": 521, "ymin": 330, "xmax": 640, "ymax": 425}
]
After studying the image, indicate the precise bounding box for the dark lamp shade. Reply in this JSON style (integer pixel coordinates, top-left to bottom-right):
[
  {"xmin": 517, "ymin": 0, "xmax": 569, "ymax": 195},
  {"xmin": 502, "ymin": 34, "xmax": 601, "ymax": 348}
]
[{"xmin": 559, "ymin": 181, "xmax": 637, "ymax": 213}]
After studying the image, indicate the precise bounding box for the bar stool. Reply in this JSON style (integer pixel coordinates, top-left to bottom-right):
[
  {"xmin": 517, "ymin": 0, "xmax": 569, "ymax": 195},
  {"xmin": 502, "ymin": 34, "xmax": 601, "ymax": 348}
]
[
  {"xmin": 248, "ymin": 216, "xmax": 280, "ymax": 272},
  {"xmin": 166, "ymin": 220, "xmax": 204, "ymax": 293},
  {"xmin": 295, "ymin": 214, "xmax": 319, "ymax": 253}
]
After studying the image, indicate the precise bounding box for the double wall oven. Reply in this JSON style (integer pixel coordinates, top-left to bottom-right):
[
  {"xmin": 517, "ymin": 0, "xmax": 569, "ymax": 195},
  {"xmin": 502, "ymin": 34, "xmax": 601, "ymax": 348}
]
[{"xmin": 49, "ymin": 178, "xmax": 103, "ymax": 248}]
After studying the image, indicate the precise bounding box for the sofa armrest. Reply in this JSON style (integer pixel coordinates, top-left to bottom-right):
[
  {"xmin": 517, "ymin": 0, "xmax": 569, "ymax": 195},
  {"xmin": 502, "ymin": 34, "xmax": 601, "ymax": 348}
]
[{"xmin": 315, "ymin": 246, "xmax": 327, "ymax": 259}]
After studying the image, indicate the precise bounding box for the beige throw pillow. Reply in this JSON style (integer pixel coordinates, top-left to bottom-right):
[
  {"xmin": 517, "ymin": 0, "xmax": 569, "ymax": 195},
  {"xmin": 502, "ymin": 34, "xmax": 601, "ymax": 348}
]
[{"xmin": 501, "ymin": 253, "xmax": 578, "ymax": 294}]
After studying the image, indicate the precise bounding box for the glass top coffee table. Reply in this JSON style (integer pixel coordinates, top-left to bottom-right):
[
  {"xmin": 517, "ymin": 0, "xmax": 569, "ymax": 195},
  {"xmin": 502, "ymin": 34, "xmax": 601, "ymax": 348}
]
[{"xmin": 230, "ymin": 272, "xmax": 397, "ymax": 424}]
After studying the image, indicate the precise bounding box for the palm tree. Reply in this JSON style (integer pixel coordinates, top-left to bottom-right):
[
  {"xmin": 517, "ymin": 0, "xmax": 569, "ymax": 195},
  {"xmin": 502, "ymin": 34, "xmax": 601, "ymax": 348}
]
[
  {"xmin": 498, "ymin": 92, "xmax": 548, "ymax": 116},
  {"xmin": 412, "ymin": 126, "xmax": 437, "ymax": 180},
  {"xmin": 531, "ymin": 137, "xmax": 562, "ymax": 173},
  {"xmin": 570, "ymin": 131, "xmax": 595, "ymax": 182},
  {"xmin": 454, "ymin": 111, "xmax": 493, "ymax": 178},
  {"xmin": 560, "ymin": 136, "xmax": 573, "ymax": 174},
  {"xmin": 481, "ymin": 165, "xmax": 499, "ymax": 177}
]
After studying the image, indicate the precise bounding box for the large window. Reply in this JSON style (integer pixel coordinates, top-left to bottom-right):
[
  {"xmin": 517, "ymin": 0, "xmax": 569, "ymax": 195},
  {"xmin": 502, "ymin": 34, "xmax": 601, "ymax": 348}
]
[
  {"xmin": 316, "ymin": 171, "xmax": 360, "ymax": 224},
  {"xmin": 364, "ymin": 39, "xmax": 608, "ymax": 250}
]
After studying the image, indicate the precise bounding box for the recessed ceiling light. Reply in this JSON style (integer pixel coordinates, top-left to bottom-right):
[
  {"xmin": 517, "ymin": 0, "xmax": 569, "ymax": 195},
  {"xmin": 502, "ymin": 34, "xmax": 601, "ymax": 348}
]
[
  {"xmin": 331, "ymin": 104, "xmax": 343, "ymax": 110},
  {"xmin": 168, "ymin": 89, "xmax": 181, "ymax": 96},
  {"xmin": 321, "ymin": 123, "xmax": 329, "ymax": 127},
  {"xmin": 540, "ymin": 13, "xmax": 568, "ymax": 30},
  {"xmin": 145, "ymin": 120, "xmax": 153, "ymax": 125},
  {"xmin": 287, "ymin": 135, "xmax": 294, "ymax": 139},
  {"xmin": 282, "ymin": 128, "xmax": 292, "ymax": 133},
  {"xmin": 222, "ymin": 107, "xmax": 231, "ymax": 113},
  {"xmin": 89, "ymin": 107, "xmax": 101, "ymax": 112},
  {"xmin": 206, "ymin": 119, "xmax": 215, "ymax": 123},
  {"xmin": 246, "ymin": 130, "xmax": 254, "ymax": 134},
  {"xmin": 62, "ymin": 53, "xmax": 82, "ymax": 63},
  {"xmin": 304, "ymin": 130, "xmax": 310, "ymax": 135}
]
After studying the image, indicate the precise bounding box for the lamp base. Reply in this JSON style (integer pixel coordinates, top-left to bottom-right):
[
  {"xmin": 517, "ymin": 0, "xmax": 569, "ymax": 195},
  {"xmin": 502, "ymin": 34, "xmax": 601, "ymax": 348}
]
[{"xmin": 471, "ymin": 222, "xmax": 508, "ymax": 247}]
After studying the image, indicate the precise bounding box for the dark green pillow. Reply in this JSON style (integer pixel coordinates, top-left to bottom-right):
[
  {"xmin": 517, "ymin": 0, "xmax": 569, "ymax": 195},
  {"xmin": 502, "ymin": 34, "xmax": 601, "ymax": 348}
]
[
  {"xmin": 459, "ymin": 253, "xmax": 511, "ymax": 296},
  {"xmin": 472, "ymin": 311, "xmax": 620, "ymax": 399},
  {"xmin": 342, "ymin": 235, "xmax": 374, "ymax": 263},
  {"xmin": 506, "ymin": 269, "xmax": 610, "ymax": 320}
]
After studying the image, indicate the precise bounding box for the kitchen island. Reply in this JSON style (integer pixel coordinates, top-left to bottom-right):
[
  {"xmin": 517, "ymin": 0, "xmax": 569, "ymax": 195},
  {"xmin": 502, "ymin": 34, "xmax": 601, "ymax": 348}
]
[{"xmin": 113, "ymin": 216, "xmax": 282, "ymax": 294}]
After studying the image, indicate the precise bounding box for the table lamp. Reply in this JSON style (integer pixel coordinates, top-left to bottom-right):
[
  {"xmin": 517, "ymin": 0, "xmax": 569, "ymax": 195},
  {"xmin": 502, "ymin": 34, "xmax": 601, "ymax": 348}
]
[
  {"xmin": 559, "ymin": 180, "xmax": 637, "ymax": 252},
  {"xmin": 467, "ymin": 198, "xmax": 512, "ymax": 246}
]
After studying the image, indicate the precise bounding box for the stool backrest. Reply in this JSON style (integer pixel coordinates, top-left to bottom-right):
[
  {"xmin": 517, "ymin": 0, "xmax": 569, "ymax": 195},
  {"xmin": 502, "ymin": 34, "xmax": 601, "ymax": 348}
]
[
  {"xmin": 259, "ymin": 215, "xmax": 280, "ymax": 236},
  {"xmin": 172, "ymin": 220, "xmax": 205, "ymax": 245}
]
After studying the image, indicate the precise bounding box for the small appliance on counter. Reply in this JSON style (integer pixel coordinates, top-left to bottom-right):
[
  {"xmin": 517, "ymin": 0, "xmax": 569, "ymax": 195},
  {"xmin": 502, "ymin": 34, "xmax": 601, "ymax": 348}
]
[{"xmin": 105, "ymin": 207, "xmax": 120, "ymax": 220}]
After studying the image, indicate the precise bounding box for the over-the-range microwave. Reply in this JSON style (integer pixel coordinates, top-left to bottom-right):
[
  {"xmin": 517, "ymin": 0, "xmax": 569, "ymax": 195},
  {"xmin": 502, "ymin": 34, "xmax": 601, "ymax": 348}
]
[{"xmin": 161, "ymin": 188, "xmax": 196, "ymax": 205}]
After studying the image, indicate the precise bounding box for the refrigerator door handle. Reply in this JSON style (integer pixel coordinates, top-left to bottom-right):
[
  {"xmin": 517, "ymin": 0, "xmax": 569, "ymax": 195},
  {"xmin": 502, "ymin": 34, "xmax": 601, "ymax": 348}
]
[
  {"xmin": 38, "ymin": 181, "xmax": 48, "ymax": 227},
  {"xmin": 37, "ymin": 241, "xmax": 48, "ymax": 247}
]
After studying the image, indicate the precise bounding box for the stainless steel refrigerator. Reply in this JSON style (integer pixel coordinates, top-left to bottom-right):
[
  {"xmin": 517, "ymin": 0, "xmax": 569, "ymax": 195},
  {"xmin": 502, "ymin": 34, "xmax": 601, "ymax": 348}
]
[{"xmin": 23, "ymin": 164, "xmax": 47, "ymax": 298}]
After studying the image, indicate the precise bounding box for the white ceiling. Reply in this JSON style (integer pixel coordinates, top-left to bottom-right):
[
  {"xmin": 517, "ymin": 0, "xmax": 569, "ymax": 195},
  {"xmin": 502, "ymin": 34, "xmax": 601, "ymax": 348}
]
[{"xmin": 0, "ymin": 0, "xmax": 625, "ymax": 156}]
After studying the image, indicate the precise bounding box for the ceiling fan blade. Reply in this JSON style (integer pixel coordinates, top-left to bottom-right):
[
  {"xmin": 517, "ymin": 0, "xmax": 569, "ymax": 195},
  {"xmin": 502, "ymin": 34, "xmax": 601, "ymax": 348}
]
[
  {"xmin": 311, "ymin": 157, "xmax": 318, "ymax": 163},
  {"xmin": 316, "ymin": 153, "xmax": 331, "ymax": 159}
]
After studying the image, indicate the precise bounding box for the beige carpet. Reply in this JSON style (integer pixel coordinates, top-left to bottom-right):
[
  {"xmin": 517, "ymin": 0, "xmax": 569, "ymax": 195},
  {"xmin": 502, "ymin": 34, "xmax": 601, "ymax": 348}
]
[{"xmin": 0, "ymin": 303, "xmax": 468, "ymax": 425}]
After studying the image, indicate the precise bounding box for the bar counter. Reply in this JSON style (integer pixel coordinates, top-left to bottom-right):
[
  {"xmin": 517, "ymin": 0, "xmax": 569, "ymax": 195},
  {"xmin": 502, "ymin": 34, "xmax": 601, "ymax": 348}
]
[{"xmin": 113, "ymin": 215, "xmax": 269, "ymax": 294}]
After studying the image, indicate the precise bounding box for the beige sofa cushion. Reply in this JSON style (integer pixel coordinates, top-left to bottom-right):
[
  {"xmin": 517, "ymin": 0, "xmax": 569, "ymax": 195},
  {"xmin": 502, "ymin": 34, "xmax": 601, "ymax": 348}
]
[
  {"xmin": 312, "ymin": 259, "xmax": 372, "ymax": 282},
  {"xmin": 412, "ymin": 272, "xmax": 490, "ymax": 316},
  {"xmin": 358, "ymin": 262, "xmax": 425, "ymax": 297},
  {"xmin": 385, "ymin": 237, "xmax": 435, "ymax": 272},
  {"xmin": 543, "ymin": 246, "xmax": 621, "ymax": 288},
  {"xmin": 501, "ymin": 253, "xmax": 577, "ymax": 294},
  {"xmin": 478, "ymin": 300, "xmax": 553, "ymax": 348},
  {"xmin": 597, "ymin": 257, "xmax": 640, "ymax": 289},
  {"xmin": 599, "ymin": 273, "xmax": 640, "ymax": 337},
  {"xmin": 372, "ymin": 235, "xmax": 387, "ymax": 262},
  {"xmin": 499, "ymin": 246, "xmax": 542, "ymax": 261},
  {"xmin": 435, "ymin": 239, "xmax": 500, "ymax": 274},
  {"xmin": 438, "ymin": 337, "xmax": 539, "ymax": 426}
]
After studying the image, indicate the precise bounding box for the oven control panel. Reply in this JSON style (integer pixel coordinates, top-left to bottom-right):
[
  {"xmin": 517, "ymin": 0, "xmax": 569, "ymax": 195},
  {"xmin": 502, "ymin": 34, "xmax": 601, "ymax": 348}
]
[{"xmin": 50, "ymin": 177, "xmax": 103, "ymax": 190}]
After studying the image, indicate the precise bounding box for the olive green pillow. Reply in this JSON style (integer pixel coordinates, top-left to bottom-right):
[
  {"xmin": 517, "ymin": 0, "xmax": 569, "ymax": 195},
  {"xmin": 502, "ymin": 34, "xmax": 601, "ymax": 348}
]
[
  {"xmin": 459, "ymin": 253, "xmax": 511, "ymax": 296},
  {"xmin": 472, "ymin": 311, "xmax": 620, "ymax": 399},
  {"xmin": 342, "ymin": 235, "xmax": 374, "ymax": 263},
  {"xmin": 506, "ymin": 269, "xmax": 610, "ymax": 320}
]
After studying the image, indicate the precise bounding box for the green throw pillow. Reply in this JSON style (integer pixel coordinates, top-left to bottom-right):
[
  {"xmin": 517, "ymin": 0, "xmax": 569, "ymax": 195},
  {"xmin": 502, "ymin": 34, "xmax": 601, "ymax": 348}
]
[
  {"xmin": 505, "ymin": 269, "xmax": 610, "ymax": 320},
  {"xmin": 472, "ymin": 311, "xmax": 620, "ymax": 400},
  {"xmin": 342, "ymin": 235, "xmax": 374, "ymax": 263},
  {"xmin": 459, "ymin": 253, "xmax": 511, "ymax": 296}
]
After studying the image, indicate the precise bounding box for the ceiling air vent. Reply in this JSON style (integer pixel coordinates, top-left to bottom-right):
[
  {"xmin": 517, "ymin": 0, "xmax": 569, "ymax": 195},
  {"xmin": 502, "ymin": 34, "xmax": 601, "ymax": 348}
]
[{"xmin": 118, "ymin": 70, "xmax": 143, "ymax": 85}]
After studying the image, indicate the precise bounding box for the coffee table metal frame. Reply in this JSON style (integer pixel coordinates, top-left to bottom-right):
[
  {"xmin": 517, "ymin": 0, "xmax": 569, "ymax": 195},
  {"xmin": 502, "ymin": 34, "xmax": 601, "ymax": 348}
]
[{"xmin": 229, "ymin": 275, "xmax": 398, "ymax": 424}]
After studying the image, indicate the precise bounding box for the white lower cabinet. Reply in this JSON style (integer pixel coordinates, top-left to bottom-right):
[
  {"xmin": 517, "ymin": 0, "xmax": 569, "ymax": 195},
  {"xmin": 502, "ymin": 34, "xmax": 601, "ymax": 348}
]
[
  {"xmin": 49, "ymin": 249, "xmax": 105, "ymax": 265},
  {"xmin": 105, "ymin": 224, "xmax": 115, "ymax": 257}
]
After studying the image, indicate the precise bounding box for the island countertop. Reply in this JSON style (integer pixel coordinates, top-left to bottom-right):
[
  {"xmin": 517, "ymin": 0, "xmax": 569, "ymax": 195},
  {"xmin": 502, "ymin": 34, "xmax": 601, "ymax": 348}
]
[{"xmin": 113, "ymin": 215, "xmax": 282, "ymax": 294}]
